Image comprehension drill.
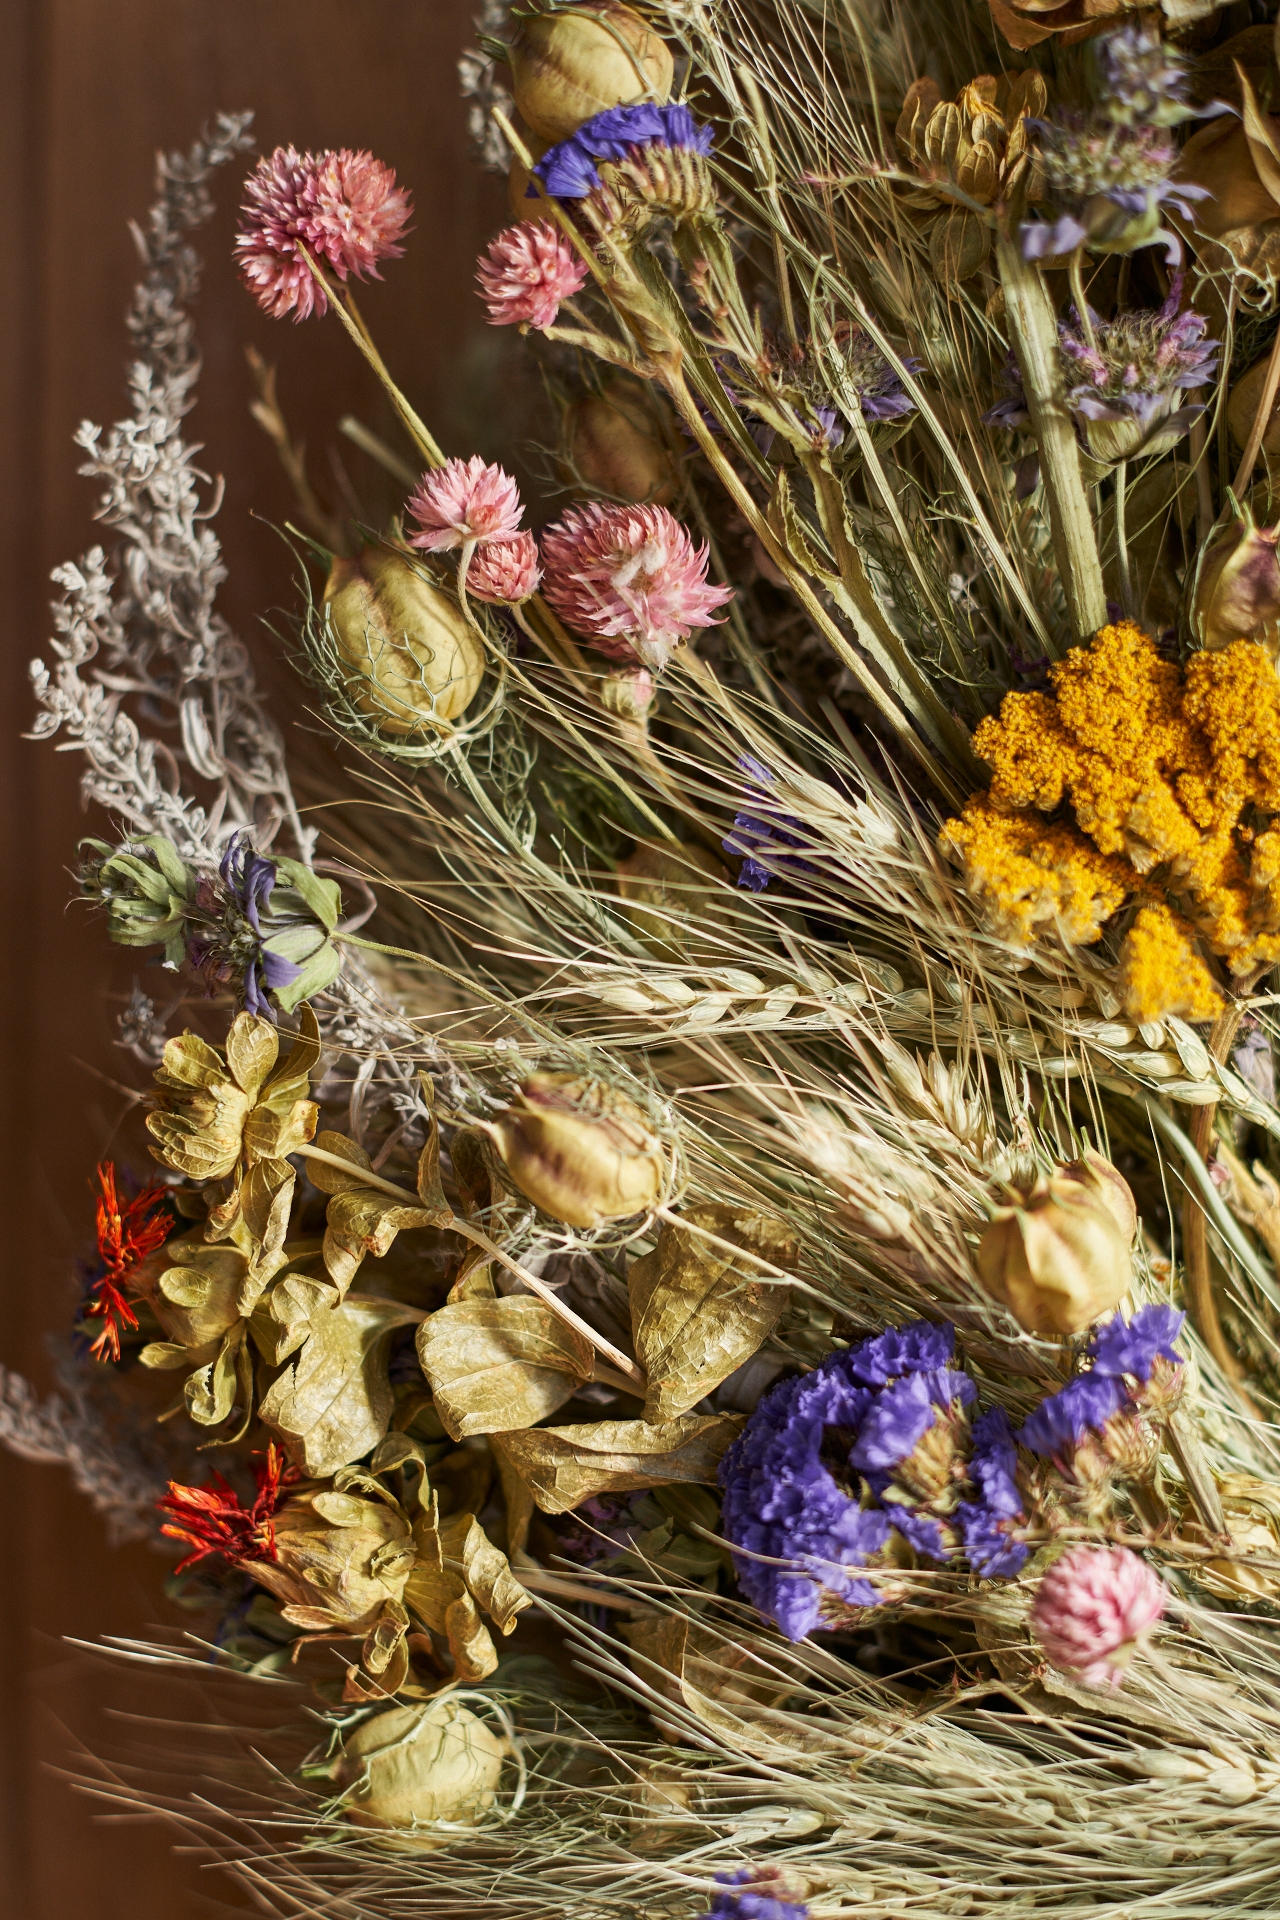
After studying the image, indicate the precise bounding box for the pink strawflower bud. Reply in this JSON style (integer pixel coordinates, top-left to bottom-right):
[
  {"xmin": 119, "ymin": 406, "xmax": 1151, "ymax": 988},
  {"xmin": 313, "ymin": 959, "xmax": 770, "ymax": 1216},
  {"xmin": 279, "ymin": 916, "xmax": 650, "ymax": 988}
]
[
  {"xmin": 407, "ymin": 457, "xmax": 526, "ymax": 553},
  {"xmin": 1031, "ymin": 1545, "xmax": 1165, "ymax": 1689},
  {"xmin": 476, "ymin": 220, "xmax": 589, "ymax": 331},
  {"xmin": 235, "ymin": 146, "xmax": 412, "ymax": 322},
  {"xmin": 539, "ymin": 502, "xmax": 733, "ymax": 672},
  {"xmin": 468, "ymin": 532, "xmax": 542, "ymax": 604}
]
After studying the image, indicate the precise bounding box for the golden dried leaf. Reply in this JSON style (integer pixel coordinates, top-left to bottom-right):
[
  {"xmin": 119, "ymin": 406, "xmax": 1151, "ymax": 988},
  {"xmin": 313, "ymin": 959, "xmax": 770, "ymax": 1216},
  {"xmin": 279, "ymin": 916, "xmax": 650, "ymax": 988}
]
[
  {"xmin": 447, "ymin": 1247, "xmax": 498, "ymax": 1304},
  {"xmin": 243, "ymin": 1098, "xmax": 318, "ymax": 1164},
  {"xmin": 416, "ymin": 1098, "xmax": 450, "ymax": 1213},
  {"xmin": 258, "ymin": 1295, "xmax": 423, "ymax": 1477},
  {"xmin": 448, "ymin": 1127, "xmax": 493, "ymax": 1219},
  {"xmin": 249, "ymin": 1270, "xmax": 339, "ymax": 1367},
  {"xmin": 491, "ymin": 1413, "xmax": 743, "ymax": 1514},
  {"xmin": 147, "ymin": 1005, "xmax": 320, "ymax": 1181},
  {"xmin": 416, "ymin": 1296, "xmax": 594, "ymax": 1440},
  {"xmin": 185, "ymin": 1321, "xmax": 249, "ymax": 1430},
  {"xmin": 224, "ymin": 1012, "xmax": 279, "ymax": 1101},
  {"xmin": 238, "ymin": 1158, "xmax": 296, "ymax": 1311},
  {"xmin": 143, "ymin": 1234, "xmax": 245, "ymax": 1351},
  {"xmin": 310, "ymin": 1129, "xmax": 450, "ymax": 1290},
  {"xmin": 403, "ymin": 1561, "xmax": 499, "ymax": 1682},
  {"xmin": 439, "ymin": 1511, "xmax": 531, "ymax": 1634},
  {"xmin": 629, "ymin": 1204, "xmax": 797, "ymax": 1423}
]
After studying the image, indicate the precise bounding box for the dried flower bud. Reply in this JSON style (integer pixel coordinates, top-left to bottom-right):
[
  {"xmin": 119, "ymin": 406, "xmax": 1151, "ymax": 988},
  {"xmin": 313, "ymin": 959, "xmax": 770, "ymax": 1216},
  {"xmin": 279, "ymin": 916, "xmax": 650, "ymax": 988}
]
[
  {"xmin": 336, "ymin": 1699, "xmax": 508, "ymax": 1850},
  {"xmin": 1192, "ymin": 506, "xmax": 1280, "ymax": 656},
  {"xmin": 510, "ymin": 2, "xmax": 674, "ymax": 146},
  {"xmin": 976, "ymin": 1179, "xmax": 1132, "ymax": 1337},
  {"xmin": 323, "ymin": 548, "xmax": 486, "ymax": 736},
  {"xmin": 564, "ymin": 388, "xmax": 674, "ymax": 504},
  {"xmin": 1054, "ymin": 1148, "xmax": 1137, "ymax": 1246},
  {"xmin": 615, "ymin": 839, "xmax": 727, "ymax": 957},
  {"xmin": 598, "ymin": 665, "xmax": 655, "ymax": 720},
  {"xmin": 250, "ymin": 1485, "xmax": 416, "ymax": 1631},
  {"xmin": 486, "ymin": 1071, "xmax": 666, "ymax": 1227}
]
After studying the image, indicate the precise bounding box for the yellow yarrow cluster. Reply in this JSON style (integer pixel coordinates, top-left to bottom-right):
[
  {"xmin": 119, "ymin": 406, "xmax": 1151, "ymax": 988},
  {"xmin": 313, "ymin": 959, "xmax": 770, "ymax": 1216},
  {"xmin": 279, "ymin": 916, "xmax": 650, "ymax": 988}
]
[{"xmin": 944, "ymin": 622, "xmax": 1280, "ymax": 1022}]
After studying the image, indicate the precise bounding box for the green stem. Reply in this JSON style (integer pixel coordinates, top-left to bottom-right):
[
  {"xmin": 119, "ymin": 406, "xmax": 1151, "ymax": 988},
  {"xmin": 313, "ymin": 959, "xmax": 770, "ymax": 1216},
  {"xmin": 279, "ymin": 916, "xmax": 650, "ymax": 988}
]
[
  {"xmin": 996, "ymin": 233, "xmax": 1107, "ymax": 644},
  {"xmin": 1067, "ymin": 248, "xmax": 1098, "ymax": 352},
  {"xmin": 300, "ymin": 249, "xmax": 445, "ymax": 471},
  {"xmin": 1114, "ymin": 460, "xmax": 1133, "ymax": 615}
]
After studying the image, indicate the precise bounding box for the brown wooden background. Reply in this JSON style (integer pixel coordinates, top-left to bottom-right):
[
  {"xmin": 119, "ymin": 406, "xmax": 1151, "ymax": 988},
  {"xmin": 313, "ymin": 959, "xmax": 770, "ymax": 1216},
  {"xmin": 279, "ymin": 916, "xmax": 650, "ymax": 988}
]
[{"xmin": 0, "ymin": 3, "xmax": 516, "ymax": 1910}]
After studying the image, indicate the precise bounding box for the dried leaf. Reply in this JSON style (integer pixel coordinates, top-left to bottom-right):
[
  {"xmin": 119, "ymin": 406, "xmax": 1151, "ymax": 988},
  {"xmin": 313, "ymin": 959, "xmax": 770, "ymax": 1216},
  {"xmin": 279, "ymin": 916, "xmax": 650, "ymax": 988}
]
[
  {"xmin": 448, "ymin": 1127, "xmax": 493, "ymax": 1218},
  {"xmin": 249, "ymin": 1270, "xmax": 339, "ymax": 1367},
  {"xmin": 224, "ymin": 1012, "xmax": 279, "ymax": 1101},
  {"xmin": 402, "ymin": 1559, "xmax": 499, "ymax": 1681},
  {"xmin": 185, "ymin": 1321, "xmax": 247, "ymax": 1428},
  {"xmin": 439, "ymin": 1511, "xmax": 531, "ymax": 1634},
  {"xmin": 238, "ymin": 1158, "xmax": 296, "ymax": 1311},
  {"xmin": 143, "ymin": 1234, "xmax": 244, "ymax": 1351},
  {"xmin": 416, "ymin": 1297, "xmax": 594, "ymax": 1440},
  {"xmin": 416, "ymin": 1095, "xmax": 449, "ymax": 1213},
  {"xmin": 310, "ymin": 1128, "xmax": 450, "ymax": 1290},
  {"xmin": 447, "ymin": 1246, "xmax": 497, "ymax": 1304},
  {"xmin": 630, "ymin": 1204, "xmax": 797, "ymax": 1422},
  {"xmin": 259, "ymin": 1295, "xmax": 423, "ymax": 1477},
  {"xmin": 491, "ymin": 1413, "xmax": 743, "ymax": 1514}
]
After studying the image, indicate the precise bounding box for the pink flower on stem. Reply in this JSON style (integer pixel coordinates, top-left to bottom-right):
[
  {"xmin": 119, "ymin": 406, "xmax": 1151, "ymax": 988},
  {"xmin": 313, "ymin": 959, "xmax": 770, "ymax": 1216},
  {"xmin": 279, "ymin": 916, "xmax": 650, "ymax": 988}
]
[
  {"xmin": 476, "ymin": 221, "xmax": 589, "ymax": 331},
  {"xmin": 235, "ymin": 147, "xmax": 412, "ymax": 321},
  {"xmin": 468, "ymin": 532, "xmax": 542, "ymax": 605},
  {"xmin": 407, "ymin": 457, "xmax": 526, "ymax": 554},
  {"xmin": 539, "ymin": 502, "xmax": 733, "ymax": 672},
  {"xmin": 1031, "ymin": 1545, "xmax": 1166, "ymax": 1689}
]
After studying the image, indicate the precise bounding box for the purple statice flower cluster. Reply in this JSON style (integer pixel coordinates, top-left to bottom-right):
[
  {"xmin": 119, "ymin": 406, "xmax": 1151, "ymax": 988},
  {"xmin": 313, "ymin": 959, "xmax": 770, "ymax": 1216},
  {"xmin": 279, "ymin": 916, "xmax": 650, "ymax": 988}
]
[
  {"xmin": 698, "ymin": 1871, "xmax": 809, "ymax": 1920},
  {"xmin": 1018, "ymin": 1304, "xmax": 1185, "ymax": 1463},
  {"xmin": 534, "ymin": 103, "xmax": 714, "ymax": 199},
  {"xmin": 718, "ymin": 1319, "xmax": 980, "ymax": 1641},
  {"xmin": 955, "ymin": 1407, "xmax": 1029, "ymax": 1579},
  {"xmin": 722, "ymin": 755, "xmax": 814, "ymax": 893},
  {"xmin": 1058, "ymin": 280, "xmax": 1218, "ymax": 454}
]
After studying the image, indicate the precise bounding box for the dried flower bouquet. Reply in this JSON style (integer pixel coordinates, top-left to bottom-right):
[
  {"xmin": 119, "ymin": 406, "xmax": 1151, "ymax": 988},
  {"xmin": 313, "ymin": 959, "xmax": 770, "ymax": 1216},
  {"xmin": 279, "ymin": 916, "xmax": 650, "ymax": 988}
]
[{"xmin": 11, "ymin": 3, "xmax": 1280, "ymax": 1915}]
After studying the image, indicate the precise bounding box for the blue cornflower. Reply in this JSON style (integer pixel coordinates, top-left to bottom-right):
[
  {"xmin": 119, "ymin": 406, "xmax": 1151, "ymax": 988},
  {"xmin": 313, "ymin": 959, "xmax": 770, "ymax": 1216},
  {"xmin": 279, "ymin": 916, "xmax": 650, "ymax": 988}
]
[
  {"xmin": 1087, "ymin": 1304, "xmax": 1185, "ymax": 1383},
  {"xmin": 1017, "ymin": 1372, "xmax": 1127, "ymax": 1459},
  {"xmin": 534, "ymin": 102, "xmax": 714, "ymax": 199}
]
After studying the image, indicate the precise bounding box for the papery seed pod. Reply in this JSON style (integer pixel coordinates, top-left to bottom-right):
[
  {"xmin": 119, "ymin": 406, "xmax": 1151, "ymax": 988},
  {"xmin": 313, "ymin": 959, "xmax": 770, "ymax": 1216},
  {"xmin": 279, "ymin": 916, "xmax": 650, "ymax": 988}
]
[
  {"xmin": 615, "ymin": 839, "xmax": 727, "ymax": 957},
  {"xmin": 929, "ymin": 207, "xmax": 991, "ymax": 283},
  {"xmin": 1227, "ymin": 353, "xmax": 1280, "ymax": 467},
  {"xmin": 323, "ymin": 548, "xmax": 486, "ymax": 736},
  {"xmin": 564, "ymin": 388, "xmax": 674, "ymax": 504},
  {"xmin": 337, "ymin": 1699, "xmax": 507, "ymax": 1851},
  {"xmin": 486, "ymin": 1070, "xmax": 667, "ymax": 1227},
  {"xmin": 510, "ymin": 2, "xmax": 673, "ymax": 145},
  {"xmin": 976, "ymin": 1180, "xmax": 1132, "ymax": 1337},
  {"xmin": 1055, "ymin": 1148, "xmax": 1137, "ymax": 1246},
  {"xmin": 1192, "ymin": 508, "xmax": 1280, "ymax": 655}
]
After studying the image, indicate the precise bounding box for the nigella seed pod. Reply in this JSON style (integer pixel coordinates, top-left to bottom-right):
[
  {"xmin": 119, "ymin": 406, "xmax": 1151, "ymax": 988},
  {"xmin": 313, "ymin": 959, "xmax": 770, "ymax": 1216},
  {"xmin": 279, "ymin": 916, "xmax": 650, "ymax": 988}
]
[
  {"xmin": 323, "ymin": 548, "xmax": 486, "ymax": 737},
  {"xmin": 976, "ymin": 1180, "xmax": 1132, "ymax": 1337},
  {"xmin": 563, "ymin": 388, "xmax": 674, "ymax": 505},
  {"xmin": 485, "ymin": 1071, "xmax": 667, "ymax": 1227},
  {"xmin": 1192, "ymin": 507, "xmax": 1280, "ymax": 656},
  {"xmin": 510, "ymin": 3, "xmax": 674, "ymax": 145},
  {"xmin": 336, "ymin": 1700, "xmax": 508, "ymax": 1851},
  {"xmin": 614, "ymin": 839, "xmax": 727, "ymax": 958},
  {"xmin": 1055, "ymin": 1148, "xmax": 1137, "ymax": 1247}
]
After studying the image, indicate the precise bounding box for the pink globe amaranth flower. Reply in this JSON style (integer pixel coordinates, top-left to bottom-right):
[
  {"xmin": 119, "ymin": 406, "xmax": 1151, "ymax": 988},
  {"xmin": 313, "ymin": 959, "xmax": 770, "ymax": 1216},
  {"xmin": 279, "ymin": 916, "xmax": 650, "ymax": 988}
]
[
  {"xmin": 476, "ymin": 221, "xmax": 589, "ymax": 331},
  {"xmin": 407, "ymin": 457, "xmax": 526, "ymax": 553},
  {"xmin": 1031, "ymin": 1545, "xmax": 1165, "ymax": 1689},
  {"xmin": 468, "ymin": 532, "xmax": 542, "ymax": 604},
  {"xmin": 235, "ymin": 146, "xmax": 412, "ymax": 322},
  {"xmin": 539, "ymin": 502, "xmax": 733, "ymax": 673}
]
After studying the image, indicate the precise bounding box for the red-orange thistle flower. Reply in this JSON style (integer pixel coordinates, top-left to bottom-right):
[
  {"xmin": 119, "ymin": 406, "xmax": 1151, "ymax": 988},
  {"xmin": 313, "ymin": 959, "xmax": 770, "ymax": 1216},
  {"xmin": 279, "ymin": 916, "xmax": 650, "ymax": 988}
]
[
  {"xmin": 158, "ymin": 1444, "xmax": 298, "ymax": 1573},
  {"xmin": 86, "ymin": 1162, "xmax": 173, "ymax": 1362}
]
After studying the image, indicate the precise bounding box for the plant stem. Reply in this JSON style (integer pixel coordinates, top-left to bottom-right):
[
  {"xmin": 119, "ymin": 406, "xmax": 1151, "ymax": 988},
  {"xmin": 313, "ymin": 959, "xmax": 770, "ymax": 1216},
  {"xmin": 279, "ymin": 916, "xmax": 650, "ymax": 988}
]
[
  {"xmin": 1067, "ymin": 248, "xmax": 1097, "ymax": 352},
  {"xmin": 1114, "ymin": 461, "xmax": 1133, "ymax": 615},
  {"xmin": 299, "ymin": 249, "xmax": 446, "ymax": 470},
  {"xmin": 296, "ymin": 1142, "xmax": 646, "ymax": 1388},
  {"xmin": 996, "ymin": 233, "xmax": 1107, "ymax": 644}
]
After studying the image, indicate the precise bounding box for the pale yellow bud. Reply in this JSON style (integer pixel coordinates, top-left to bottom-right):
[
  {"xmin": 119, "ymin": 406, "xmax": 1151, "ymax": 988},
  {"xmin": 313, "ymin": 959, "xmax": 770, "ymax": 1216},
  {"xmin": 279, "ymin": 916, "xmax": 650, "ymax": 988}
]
[
  {"xmin": 510, "ymin": 2, "xmax": 674, "ymax": 144},
  {"xmin": 564, "ymin": 389, "xmax": 674, "ymax": 504},
  {"xmin": 323, "ymin": 548, "xmax": 485, "ymax": 737},
  {"xmin": 1054, "ymin": 1148, "xmax": 1137, "ymax": 1246},
  {"xmin": 976, "ymin": 1179, "xmax": 1132, "ymax": 1337},
  {"xmin": 487, "ymin": 1070, "xmax": 667, "ymax": 1227},
  {"xmin": 615, "ymin": 839, "xmax": 726, "ymax": 957},
  {"xmin": 337, "ymin": 1699, "xmax": 508, "ymax": 1851}
]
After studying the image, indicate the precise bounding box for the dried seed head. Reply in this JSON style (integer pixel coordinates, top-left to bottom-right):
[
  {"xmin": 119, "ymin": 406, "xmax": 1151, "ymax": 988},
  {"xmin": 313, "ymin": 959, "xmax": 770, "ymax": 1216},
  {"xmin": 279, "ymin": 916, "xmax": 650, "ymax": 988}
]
[
  {"xmin": 564, "ymin": 389, "xmax": 674, "ymax": 504},
  {"xmin": 1192, "ymin": 507, "xmax": 1280, "ymax": 656},
  {"xmin": 487, "ymin": 1071, "xmax": 667, "ymax": 1227},
  {"xmin": 323, "ymin": 548, "xmax": 486, "ymax": 736},
  {"xmin": 976, "ymin": 1179, "xmax": 1132, "ymax": 1336},
  {"xmin": 510, "ymin": 2, "xmax": 673, "ymax": 145},
  {"xmin": 337, "ymin": 1699, "xmax": 507, "ymax": 1850}
]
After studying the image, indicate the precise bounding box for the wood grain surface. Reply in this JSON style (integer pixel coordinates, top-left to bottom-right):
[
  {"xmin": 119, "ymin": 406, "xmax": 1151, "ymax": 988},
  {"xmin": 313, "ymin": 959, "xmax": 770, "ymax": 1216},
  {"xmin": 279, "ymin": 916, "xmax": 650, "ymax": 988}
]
[{"xmin": 0, "ymin": 4, "xmax": 515, "ymax": 1910}]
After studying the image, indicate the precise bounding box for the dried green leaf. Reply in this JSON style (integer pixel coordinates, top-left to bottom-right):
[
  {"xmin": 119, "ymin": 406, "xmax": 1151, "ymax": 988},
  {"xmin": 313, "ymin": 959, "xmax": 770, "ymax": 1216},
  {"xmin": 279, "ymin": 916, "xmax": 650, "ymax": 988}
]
[
  {"xmin": 402, "ymin": 1561, "xmax": 499, "ymax": 1682},
  {"xmin": 224, "ymin": 1012, "xmax": 279, "ymax": 1101},
  {"xmin": 491, "ymin": 1413, "xmax": 743, "ymax": 1514},
  {"xmin": 447, "ymin": 1247, "xmax": 497, "ymax": 1304},
  {"xmin": 185, "ymin": 1322, "xmax": 245, "ymax": 1428},
  {"xmin": 630, "ymin": 1203, "xmax": 797, "ymax": 1421},
  {"xmin": 416, "ymin": 1296, "xmax": 594, "ymax": 1440},
  {"xmin": 448, "ymin": 1127, "xmax": 492, "ymax": 1218},
  {"xmin": 439, "ymin": 1511, "xmax": 531, "ymax": 1634},
  {"xmin": 310, "ymin": 1128, "xmax": 449, "ymax": 1289},
  {"xmin": 143, "ymin": 1233, "xmax": 244, "ymax": 1350},
  {"xmin": 416, "ymin": 1095, "xmax": 449, "ymax": 1213},
  {"xmin": 307, "ymin": 1128, "xmax": 375, "ymax": 1194},
  {"xmin": 238, "ymin": 1158, "xmax": 296, "ymax": 1312},
  {"xmin": 258, "ymin": 1295, "xmax": 423, "ymax": 1477},
  {"xmin": 249, "ymin": 1270, "xmax": 339, "ymax": 1367}
]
